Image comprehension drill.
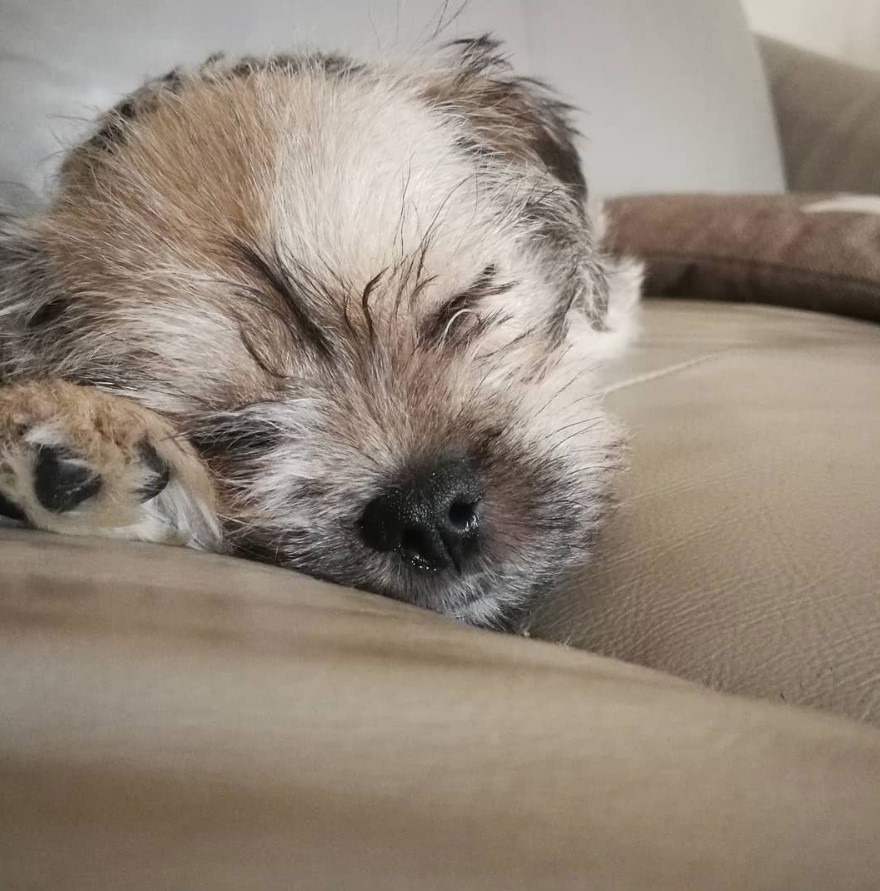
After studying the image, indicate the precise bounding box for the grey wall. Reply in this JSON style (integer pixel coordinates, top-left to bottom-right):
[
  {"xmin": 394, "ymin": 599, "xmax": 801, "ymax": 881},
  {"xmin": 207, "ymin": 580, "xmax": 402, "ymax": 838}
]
[
  {"xmin": 524, "ymin": 0, "xmax": 785, "ymax": 193},
  {"xmin": 0, "ymin": 0, "xmax": 783, "ymax": 203}
]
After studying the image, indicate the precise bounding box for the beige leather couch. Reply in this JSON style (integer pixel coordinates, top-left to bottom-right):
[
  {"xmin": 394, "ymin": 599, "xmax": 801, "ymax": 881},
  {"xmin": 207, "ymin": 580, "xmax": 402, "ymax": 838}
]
[{"xmin": 3, "ymin": 18, "xmax": 880, "ymax": 891}]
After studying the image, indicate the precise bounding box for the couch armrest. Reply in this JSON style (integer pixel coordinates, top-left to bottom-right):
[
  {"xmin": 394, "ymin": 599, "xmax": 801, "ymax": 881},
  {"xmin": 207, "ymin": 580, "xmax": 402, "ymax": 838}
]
[{"xmin": 758, "ymin": 35, "xmax": 880, "ymax": 195}]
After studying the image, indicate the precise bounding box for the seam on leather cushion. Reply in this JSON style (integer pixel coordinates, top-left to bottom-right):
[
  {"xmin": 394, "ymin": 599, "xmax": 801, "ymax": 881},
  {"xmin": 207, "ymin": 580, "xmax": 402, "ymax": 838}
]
[{"xmin": 602, "ymin": 350, "xmax": 738, "ymax": 395}]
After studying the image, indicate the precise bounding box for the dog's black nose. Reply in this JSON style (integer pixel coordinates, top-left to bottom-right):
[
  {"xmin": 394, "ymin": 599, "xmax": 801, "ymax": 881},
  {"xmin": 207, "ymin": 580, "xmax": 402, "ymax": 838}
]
[{"xmin": 360, "ymin": 459, "xmax": 483, "ymax": 572}]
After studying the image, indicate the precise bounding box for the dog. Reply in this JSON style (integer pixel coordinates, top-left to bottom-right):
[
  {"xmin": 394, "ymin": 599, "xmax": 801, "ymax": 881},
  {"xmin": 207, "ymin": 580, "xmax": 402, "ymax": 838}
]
[{"xmin": 0, "ymin": 37, "xmax": 640, "ymax": 627}]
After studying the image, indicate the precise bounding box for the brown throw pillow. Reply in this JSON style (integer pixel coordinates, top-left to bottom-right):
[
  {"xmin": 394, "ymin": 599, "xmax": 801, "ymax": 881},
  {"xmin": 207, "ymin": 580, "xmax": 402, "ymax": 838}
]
[{"xmin": 604, "ymin": 193, "xmax": 880, "ymax": 323}]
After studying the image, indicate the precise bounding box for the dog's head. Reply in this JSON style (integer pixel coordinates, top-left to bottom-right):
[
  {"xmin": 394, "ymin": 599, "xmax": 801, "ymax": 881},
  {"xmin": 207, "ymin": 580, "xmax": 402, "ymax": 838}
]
[{"xmin": 0, "ymin": 37, "xmax": 640, "ymax": 625}]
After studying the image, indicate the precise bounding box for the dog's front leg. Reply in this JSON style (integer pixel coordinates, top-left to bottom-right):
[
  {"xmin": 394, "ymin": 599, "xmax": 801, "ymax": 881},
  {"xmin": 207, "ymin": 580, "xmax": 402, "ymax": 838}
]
[{"xmin": 0, "ymin": 380, "xmax": 221, "ymax": 549}]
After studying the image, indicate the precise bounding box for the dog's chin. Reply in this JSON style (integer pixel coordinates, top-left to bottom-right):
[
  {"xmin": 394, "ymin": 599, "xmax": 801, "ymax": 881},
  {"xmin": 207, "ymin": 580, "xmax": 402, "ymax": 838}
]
[
  {"xmin": 231, "ymin": 516, "xmax": 578, "ymax": 630},
  {"xmin": 277, "ymin": 551, "xmax": 532, "ymax": 629},
  {"xmin": 448, "ymin": 592, "xmax": 523, "ymax": 629},
  {"xmin": 368, "ymin": 564, "xmax": 542, "ymax": 630}
]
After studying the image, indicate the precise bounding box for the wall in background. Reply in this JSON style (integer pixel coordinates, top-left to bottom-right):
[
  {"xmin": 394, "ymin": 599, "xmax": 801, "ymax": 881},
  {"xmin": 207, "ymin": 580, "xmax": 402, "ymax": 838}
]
[
  {"xmin": 0, "ymin": 0, "xmax": 785, "ymax": 198},
  {"xmin": 742, "ymin": 0, "xmax": 880, "ymax": 69}
]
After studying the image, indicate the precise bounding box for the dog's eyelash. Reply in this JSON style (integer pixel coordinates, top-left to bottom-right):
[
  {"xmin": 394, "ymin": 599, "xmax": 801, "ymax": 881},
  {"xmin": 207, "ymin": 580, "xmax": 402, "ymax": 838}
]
[{"xmin": 422, "ymin": 264, "xmax": 515, "ymax": 344}]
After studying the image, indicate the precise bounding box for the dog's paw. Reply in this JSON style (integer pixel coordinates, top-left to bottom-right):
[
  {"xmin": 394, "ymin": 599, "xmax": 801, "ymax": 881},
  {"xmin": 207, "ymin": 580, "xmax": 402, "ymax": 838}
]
[{"xmin": 0, "ymin": 380, "xmax": 220, "ymax": 547}]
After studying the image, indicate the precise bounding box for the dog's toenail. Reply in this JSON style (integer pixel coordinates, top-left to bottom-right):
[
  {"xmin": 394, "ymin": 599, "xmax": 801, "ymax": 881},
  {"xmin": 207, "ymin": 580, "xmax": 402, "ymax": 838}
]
[
  {"xmin": 136, "ymin": 440, "xmax": 170, "ymax": 502},
  {"xmin": 33, "ymin": 445, "xmax": 102, "ymax": 513}
]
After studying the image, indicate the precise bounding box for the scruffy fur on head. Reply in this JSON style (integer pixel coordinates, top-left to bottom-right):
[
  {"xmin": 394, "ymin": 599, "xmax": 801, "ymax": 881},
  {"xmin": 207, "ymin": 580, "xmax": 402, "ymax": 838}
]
[{"xmin": 0, "ymin": 37, "xmax": 640, "ymax": 626}]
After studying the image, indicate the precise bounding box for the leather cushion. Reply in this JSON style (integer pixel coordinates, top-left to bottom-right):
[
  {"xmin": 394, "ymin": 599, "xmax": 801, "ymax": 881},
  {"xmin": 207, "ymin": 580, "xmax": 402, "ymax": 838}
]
[
  {"xmin": 606, "ymin": 193, "xmax": 880, "ymax": 323},
  {"xmin": 528, "ymin": 298, "xmax": 880, "ymax": 726},
  {"xmin": 759, "ymin": 35, "xmax": 880, "ymax": 196}
]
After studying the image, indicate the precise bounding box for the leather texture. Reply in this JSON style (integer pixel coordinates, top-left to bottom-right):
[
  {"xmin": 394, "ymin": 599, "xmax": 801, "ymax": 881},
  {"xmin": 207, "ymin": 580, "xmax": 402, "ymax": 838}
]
[
  {"xmin": 759, "ymin": 35, "xmax": 880, "ymax": 195},
  {"xmin": 2, "ymin": 527, "xmax": 880, "ymax": 891},
  {"xmin": 0, "ymin": 0, "xmax": 784, "ymax": 203},
  {"xmin": 529, "ymin": 299, "xmax": 880, "ymax": 726}
]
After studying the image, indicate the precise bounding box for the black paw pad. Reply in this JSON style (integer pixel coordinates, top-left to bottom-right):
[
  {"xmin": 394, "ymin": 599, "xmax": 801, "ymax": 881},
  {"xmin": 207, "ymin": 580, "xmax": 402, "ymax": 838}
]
[
  {"xmin": 136, "ymin": 441, "xmax": 170, "ymax": 502},
  {"xmin": 34, "ymin": 445, "xmax": 102, "ymax": 513}
]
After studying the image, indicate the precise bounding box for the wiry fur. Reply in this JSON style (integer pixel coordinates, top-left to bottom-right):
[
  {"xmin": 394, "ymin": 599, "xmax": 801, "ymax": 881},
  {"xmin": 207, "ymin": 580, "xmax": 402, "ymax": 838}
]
[{"xmin": 0, "ymin": 37, "xmax": 640, "ymax": 626}]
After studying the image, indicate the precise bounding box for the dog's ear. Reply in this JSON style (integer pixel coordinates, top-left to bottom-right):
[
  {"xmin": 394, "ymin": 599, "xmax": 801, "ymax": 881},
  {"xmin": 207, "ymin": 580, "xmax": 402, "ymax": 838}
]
[
  {"xmin": 422, "ymin": 35, "xmax": 587, "ymax": 208},
  {"xmin": 421, "ymin": 40, "xmax": 642, "ymax": 352}
]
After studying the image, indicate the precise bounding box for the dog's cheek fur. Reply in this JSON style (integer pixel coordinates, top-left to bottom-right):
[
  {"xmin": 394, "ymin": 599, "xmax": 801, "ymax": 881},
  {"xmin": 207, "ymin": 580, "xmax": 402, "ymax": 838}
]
[{"xmin": 0, "ymin": 219, "xmax": 68, "ymax": 384}]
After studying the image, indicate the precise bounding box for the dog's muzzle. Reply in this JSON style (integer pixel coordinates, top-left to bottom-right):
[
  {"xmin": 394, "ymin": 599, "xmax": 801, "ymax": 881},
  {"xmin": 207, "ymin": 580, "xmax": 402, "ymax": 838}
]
[{"xmin": 359, "ymin": 459, "xmax": 483, "ymax": 573}]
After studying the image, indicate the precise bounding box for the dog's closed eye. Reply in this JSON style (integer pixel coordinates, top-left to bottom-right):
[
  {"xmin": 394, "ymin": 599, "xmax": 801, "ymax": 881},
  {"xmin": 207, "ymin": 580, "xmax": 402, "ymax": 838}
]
[{"xmin": 422, "ymin": 264, "xmax": 515, "ymax": 345}]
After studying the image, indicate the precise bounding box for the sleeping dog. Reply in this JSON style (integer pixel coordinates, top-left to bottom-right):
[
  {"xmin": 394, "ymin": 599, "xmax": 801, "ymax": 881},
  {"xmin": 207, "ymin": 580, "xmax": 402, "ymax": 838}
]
[{"xmin": 0, "ymin": 38, "xmax": 640, "ymax": 626}]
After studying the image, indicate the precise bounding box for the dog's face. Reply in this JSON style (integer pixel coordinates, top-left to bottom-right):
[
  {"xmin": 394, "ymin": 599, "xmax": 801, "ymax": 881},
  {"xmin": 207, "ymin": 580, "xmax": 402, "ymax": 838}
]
[{"xmin": 0, "ymin": 39, "xmax": 639, "ymax": 625}]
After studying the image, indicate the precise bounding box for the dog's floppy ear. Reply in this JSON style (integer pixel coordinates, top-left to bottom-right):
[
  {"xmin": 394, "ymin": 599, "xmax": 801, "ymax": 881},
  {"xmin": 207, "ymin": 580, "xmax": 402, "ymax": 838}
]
[
  {"xmin": 423, "ymin": 35, "xmax": 587, "ymax": 207},
  {"xmin": 421, "ymin": 39, "xmax": 641, "ymax": 354}
]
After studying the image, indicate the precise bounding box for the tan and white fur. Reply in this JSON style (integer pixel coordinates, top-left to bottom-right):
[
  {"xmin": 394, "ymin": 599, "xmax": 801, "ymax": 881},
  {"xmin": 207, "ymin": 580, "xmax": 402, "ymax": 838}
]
[{"xmin": 0, "ymin": 38, "xmax": 640, "ymax": 626}]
